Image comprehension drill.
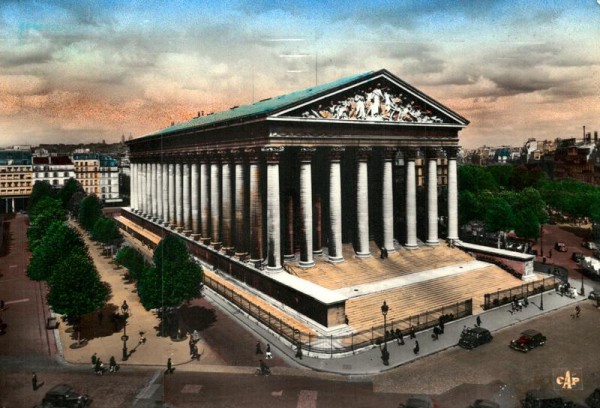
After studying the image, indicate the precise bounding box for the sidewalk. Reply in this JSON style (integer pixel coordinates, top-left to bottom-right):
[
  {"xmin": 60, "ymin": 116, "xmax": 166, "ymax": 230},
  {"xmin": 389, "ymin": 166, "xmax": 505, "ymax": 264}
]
[{"xmin": 56, "ymin": 221, "xmax": 225, "ymax": 369}]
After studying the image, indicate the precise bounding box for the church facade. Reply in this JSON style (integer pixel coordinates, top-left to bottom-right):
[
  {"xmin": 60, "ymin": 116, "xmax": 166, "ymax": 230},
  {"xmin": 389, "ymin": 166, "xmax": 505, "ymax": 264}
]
[{"xmin": 125, "ymin": 69, "xmax": 469, "ymax": 327}]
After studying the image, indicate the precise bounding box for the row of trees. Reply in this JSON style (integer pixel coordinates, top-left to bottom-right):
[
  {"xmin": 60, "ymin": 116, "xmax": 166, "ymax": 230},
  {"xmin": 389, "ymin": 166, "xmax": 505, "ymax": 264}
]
[
  {"xmin": 458, "ymin": 164, "xmax": 600, "ymax": 239},
  {"xmin": 26, "ymin": 180, "xmax": 109, "ymax": 343}
]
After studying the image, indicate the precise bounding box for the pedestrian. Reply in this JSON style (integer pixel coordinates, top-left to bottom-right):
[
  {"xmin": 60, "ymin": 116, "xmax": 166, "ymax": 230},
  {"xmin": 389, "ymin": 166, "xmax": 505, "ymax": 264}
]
[
  {"xmin": 344, "ymin": 315, "xmax": 349, "ymax": 325},
  {"xmin": 396, "ymin": 328, "xmax": 404, "ymax": 345},
  {"xmin": 255, "ymin": 341, "xmax": 263, "ymax": 355},
  {"xmin": 166, "ymin": 358, "xmax": 173, "ymax": 374},
  {"xmin": 575, "ymin": 305, "xmax": 581, "ymax": 318},
  {"xmin": 295, "ymin": 341, "xmax": 303, "ymax": 359},
  {"xmin": 384, "ymin": 247, "xmax": 388, "ymax": 258},
  {"xmin": 476, "ymin": 316, "xmax": 482, "ymax": 327},
  {"xmin": 192, "ymin": 344, "xmax": 199, "ymax": 360},
  {"xmin": 189, "ymin": 338, "xmax": 195, "ymax": 355},
  {"xmin": 32, "ymin": 372, "xmax": 37, "ymax": 391},
  {"xmin": 439, "ymin": 319, "xmax": 445, "ymax": 334},
  {"xmin": 121, "ymin": 300, "xmax": 129, "ymax": 316},
  {"xmin": 91, "ymin": 352, "xmax": 97, "ymax": 367},
  {"xmin": 413, "ymin": 341, "xmax": 420, "ymax": 355},
  {"xmin": 409, "ymin": 326, "xmax": 416, "ymax": 339},
  {"xmin": 95, "ymin": 359, "xmax": 103, "ymax": 375},
  {"xmin": 266, "ymin": 343, "xmax": 273, "ymax": 359},
  {"xmin": 109, "ymin": 356, "xmax": 117, "ymax": 373}
]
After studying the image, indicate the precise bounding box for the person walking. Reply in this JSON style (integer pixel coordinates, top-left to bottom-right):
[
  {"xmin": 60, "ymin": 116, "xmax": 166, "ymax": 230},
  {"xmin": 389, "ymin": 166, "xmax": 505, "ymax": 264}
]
[
  {"xmin": 409, "ymin": 326, "xmax": 416, "ymax": 339},
  {"xmin": 255, "ymin": 341, "xmax": 263, "ymax": 355},
  {"xmin": 166, "ymin": 358, "xmax": 173, "ymax": 374},
  {"xmin": 575, "ymin": 305, "xmax": 581, "ymax": 318},
  {"xmin": 109, "ymin": 356, "xmax": 117, "ymax": 373},
  {"xmin": 413, "ymin": 341, "xmax": 420, "ymax": 355},
  {"xmin": 91, "ymin": 353, "xmax": 97, "ymax": 368},
  {"xmin": 266, "ymin": 344, "xmax": 273, "ymax": 359},
  {"xmin": 476, "ymin": 315, "xmax": 482, "ymax": 327},
  {"xmin": 32, "ymin": 372, "xmax": 37, "ymax": 391}
]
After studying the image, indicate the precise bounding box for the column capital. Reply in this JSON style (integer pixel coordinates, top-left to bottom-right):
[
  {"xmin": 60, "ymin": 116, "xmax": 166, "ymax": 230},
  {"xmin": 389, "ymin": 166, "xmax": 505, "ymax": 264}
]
[
  {"xmin": 426, "ymin": 147, "xmax": 441, "ymax": 160},
  {"xmin": 245, "ymin": 148, "xmax": 260, "ymax": 163},
  {"xmin": 261, "ymin": 146, "xmax": 284, "ymax": 163},
  {"xmin": 444, "ymin": 146, "xmax": 460, "ymax": 159},
  {"xmin": 357, "ymin": 146, "xmax": 372, "ymax": 161},
  {"xmin": 298, "ymin": 147, "xmax": 317, "ymax": 162},
  {"xmin": 405, "ymin": 148, "xmax": 419, "ymax": 161},
  {"xmin": 210, "ymin": 151, "xmax": 222, "ymax": 164},
  {"xmin": 383, "ymin": 147, "xmax": 397, "ymax": 160},
  {"xmin": 328, "ymin": 147, "xmax": 345, "ymax": 161}
]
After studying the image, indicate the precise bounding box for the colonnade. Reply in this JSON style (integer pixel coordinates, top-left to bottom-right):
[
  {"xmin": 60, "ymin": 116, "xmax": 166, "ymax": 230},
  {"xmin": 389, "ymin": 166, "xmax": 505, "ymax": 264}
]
[{"xmin": 130, "ymin": 146, "xmax": 459, "ymax": 271}]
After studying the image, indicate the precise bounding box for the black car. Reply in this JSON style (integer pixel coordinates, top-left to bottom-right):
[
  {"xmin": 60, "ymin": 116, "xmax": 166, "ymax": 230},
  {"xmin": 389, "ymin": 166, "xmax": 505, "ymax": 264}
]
[
  {"xmin": 41, "ymin": 384, "xmax": 90, "ymax": 407},
  {"xmin": 571, "ymin": 252, "xmax": 584, "ymax": 263},
  {"xmin": 458, "ymin": 327, "xmax": 493, "ymax": 350},
  {"xmin": 398, "ymin": 396, "xmax": 434, "ymax": 408},
  {"xmin": 510, "ymin": 329, "xmax": 546, "ymax": 352},
  {"xmin": 470, "ymin": 400, "xmax": 500, "ymax": 408}
]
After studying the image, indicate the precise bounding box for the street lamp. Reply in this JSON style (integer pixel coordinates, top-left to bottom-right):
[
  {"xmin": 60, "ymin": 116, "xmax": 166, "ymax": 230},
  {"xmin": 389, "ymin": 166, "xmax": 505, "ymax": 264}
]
[
  {"xmin": 121, "ymin": 302, "xmax": 129, "ymax": 361},
  {"xmin": 540, "ymin": 283, "xmax": 544, "ymax": 311},
  {"xmin": 381, "ymin": 301, "xmax": 390, "ymax": 366},
  {"xmin": 580, "ymin": 270, "xmax": 585, "ymax": 296}
]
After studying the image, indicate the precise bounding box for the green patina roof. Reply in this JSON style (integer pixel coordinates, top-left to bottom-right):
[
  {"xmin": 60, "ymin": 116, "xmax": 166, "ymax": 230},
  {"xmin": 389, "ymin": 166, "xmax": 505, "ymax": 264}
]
[{"xmin": 145, "ymin": 70, "xmax": 375, "ymax": 138}]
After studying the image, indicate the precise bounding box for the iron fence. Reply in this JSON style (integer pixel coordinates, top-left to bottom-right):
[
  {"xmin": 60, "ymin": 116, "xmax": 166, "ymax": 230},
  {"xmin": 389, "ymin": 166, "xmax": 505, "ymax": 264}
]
[
  {"xmin": 204, "ymin": 274, "xmax": 472, "ymax": 356},
  {"xmin": 483, "ymin": 276, "xmax": 559, "ymax": 310}
]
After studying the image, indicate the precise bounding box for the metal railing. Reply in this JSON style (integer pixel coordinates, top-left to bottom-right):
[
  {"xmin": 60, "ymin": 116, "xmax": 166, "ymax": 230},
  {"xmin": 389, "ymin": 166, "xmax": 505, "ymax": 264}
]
[
  {"xmin": 204, "ymin": 274, "xmax": 472, "ymax": 356},
  {"xmin": 483, "ymin": 276, "xmax": 559, "ymax": 310}
]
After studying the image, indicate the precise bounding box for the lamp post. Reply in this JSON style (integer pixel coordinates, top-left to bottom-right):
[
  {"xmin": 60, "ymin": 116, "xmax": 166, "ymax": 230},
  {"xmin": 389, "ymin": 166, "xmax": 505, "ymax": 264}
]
[
  {"xmin": 580, "ymin": 270, "xmax": 585, "ymax": 296},
  {"xmin": 381, "ymin": 301, "xmax": 390, "ymax": 366},
  {"xmin": 540, "ymin": 282, "xmax": 544, "ymax": 311},
  {"xmin": 121, "ymin": 302, "xmax": 129, "ymax": 361},
  {"xmin": 540, "ymin": 223, "xmax": 543, "ymax": 258}
]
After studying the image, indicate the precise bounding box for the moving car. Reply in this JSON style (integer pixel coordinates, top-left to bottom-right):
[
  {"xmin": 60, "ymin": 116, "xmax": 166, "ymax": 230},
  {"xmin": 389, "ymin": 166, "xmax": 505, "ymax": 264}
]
[
  {"xmin": 571, "ymin": 252, "xmax": 584, "ymax": 263},
  {"xmin": 554, "ymin": 242, "xmax": 568, "ymax": 252},
  {"xmin": 510, "ymin": 329, "xmax": 546, "ymax": 352},
  {"xmin": 41, "ymin": 384, "xmax": 90, "ymax": 407},
  {"xmin": 582, "ymin": 241, "xmax": 597, "ymax": 250},
  {"xmin": 458, "ymin": 327, "xmax": 493, "ymax": 350}
]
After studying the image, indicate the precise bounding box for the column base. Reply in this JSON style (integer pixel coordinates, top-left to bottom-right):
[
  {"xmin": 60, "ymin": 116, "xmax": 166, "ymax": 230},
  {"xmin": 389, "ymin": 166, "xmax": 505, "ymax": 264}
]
[
  {"xmin": 183, "ymin": 230, "xmax": 192, "ymax": 237},
  {"xmin": 426, "ymin": 239, "xmax": 440, "ymax": 246},
  {"xmin": 328, "ymin": 255, "xmax": 344, "ymax": 264},
  {"xmin": 298, "ymin": 260, "xmax": 315, "ymax": 268},
  {"xmin": 266, "ymin": 265, "xmax": 283, "ymax": 274},
  {"xmin": 283, "ymin": 254, "xmax": 296, "ymax": 260},
  {"xmin": 313, "ymin": 249, "xmax": 324, "ymax": 255},
  {"xmin": 201, "ymin": 237, "xmax": 211, "ymax": 245},
  {"xmin": 355, "ymin": 251, "xmax": 371, "ymax": 258},
  {"xmin": 191, "ymin": 234, "xmax": 201, "ymax": 241},
  {"xmin": 211, "ymin": 241, "xmax": 222, "ymax": 250},
  {"xmin": 176, "ymin": 226, "xmax": 184, "ymax": 233},
  {"xmin": 404, "ymin": 243, "xmax": 418, "ymax": 250}
]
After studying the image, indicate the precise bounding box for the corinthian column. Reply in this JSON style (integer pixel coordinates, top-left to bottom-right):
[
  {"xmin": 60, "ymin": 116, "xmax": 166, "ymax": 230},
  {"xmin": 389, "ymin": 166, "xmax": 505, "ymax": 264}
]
[
  {"xmin": 247, "ymin": 149, "xmax": 263, "ymax": 263},
  {"xmin": 144, "ymin": 162, "xmax": 150, "ymax": 216},
  {"xmin": 382, "ymin": 148, "xmax": 395, "ymax": 253},
  {"xmin": 156, "ymin": 162, "xmax": 163, "ymax": 222},
  {"xmin": 210, "ymin": 154, "xmax": 221, "ymax": 246},
  {"xmin": 328, "ymin": 148, "xmax": 344, "ymax": 263},
  {"xmin": 162, "ymin": 162, "xmax": 169, "ymax": 225},
  {"xmin": 356, "ymin": 147, "xmax": 371, "ymax": 258},
  {"xmin": 151, "ymin": 162, "xmax": 158, "ymax": 219},
  {"xmin": 299, "ymin": 147, "xmax": 315, "ymax": 268},
  {"xmin": 182, "ymin": 160, "xmax": 191, "ymax": 232},
  {"xmin": 191, "ymin": 159, "xmax": 200, "ymax": 236},
  {"xmin": 405, "ymin": 149, "xmax": 418, "ymax": 249},
  {"xmin": 426, "ymin": 148, "xmax": 440, "ymax": 246},
  {"xmin": 168, "ymin": 162, "xmax": 176, "ymax": 227},
  {"xmin": 175, "ymin": 161, "xmax": 183, "ymax": 229},
  {"xmin": 200, "ymin": 154, "xmax": 210, "ymax": 241},
  {"xmin": 446, "ymin": 147, "xmax": 459, "ymax": 241},
  {"xmin": 233, "ymin": 151, "xmax": 247, "ymax": 257},
  {"xmin": 221, "ymin": 152, "xmax": 233, "ymax": 250},
  {"xmin": 137, "ymin": 162, "xmax": 144, "ymax": 214},
  {"xmin": 264, "ymin": 147, "xmax": 283, "ymax": 271}
]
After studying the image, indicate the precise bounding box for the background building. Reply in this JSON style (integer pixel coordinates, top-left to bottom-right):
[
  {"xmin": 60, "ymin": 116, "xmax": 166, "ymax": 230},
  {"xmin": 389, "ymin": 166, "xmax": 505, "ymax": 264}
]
[
  {"xmin": 32, "ymin": 156, "xmax": 75, "ymax": 188},
  {"xmin": 0, "ymin": 150, "xmax": 33, "ymax": 213}
]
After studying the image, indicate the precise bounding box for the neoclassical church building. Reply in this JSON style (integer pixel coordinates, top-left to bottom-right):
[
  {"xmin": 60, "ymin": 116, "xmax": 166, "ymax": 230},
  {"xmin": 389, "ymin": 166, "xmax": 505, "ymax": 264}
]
[{"xmin": 124, "ymin": 69, "xmax": 469, "ymax": 327}]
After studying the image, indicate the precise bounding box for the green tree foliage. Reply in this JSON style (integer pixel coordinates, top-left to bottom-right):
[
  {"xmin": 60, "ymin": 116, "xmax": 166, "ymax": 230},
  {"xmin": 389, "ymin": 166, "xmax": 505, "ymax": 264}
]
[
  {"xmin": 486, "ymin": 165, "xmax": 514, "ymax": 190},
  {"xmin": 484, "ymin": 196, "xmax": 515, "ymax": 232},
  {"xmin": 458, "ymin": 166, "xmax": 498, "ymax": 193},
  {"xmin": 58, "ymin": 178, "xmax": 84, "ymax": 209},
  {"xmin": 27, "ymin": 222, "xmax": 86, "ymax": 282},
  {"xmin": 91, "ymin": 217, "xmax": 121, "ymax": 245},
  {"xmin": 47, "ymin": 248, "xmax": 108, "ymax": 318},
  {"xmin": 115, "ymin": 246, "xmax": 147, "ymax": 280},
  {"xmin": 78, "ymin": 195, "xmax": 102, "ymax": 231},
  {"xmin": 27, "ymin": 197, "xmax": 66, "ymax": 251},
  {"xmin": 28, "ymin": 180, "xmax": 55, "ymax": 211},
  {"xmin": 68, "ymin": 191, "xmax": 86, "ymax": 218},
  {"xmin": 138, "ymin": 235, "xmax": 203, "ymax": 311},
  {"xmin": 459, "ymin": 190, "xmax": 482, "ymax": 225},
  {"xmin": 508, "ymin": 165, "xmax": 547, "ymax": 190}
]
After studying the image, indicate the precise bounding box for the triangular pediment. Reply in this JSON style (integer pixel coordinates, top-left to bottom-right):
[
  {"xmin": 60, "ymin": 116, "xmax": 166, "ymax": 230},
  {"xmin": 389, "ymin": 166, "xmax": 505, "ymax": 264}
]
[{"xmin": 271, "ymin": 71, "xmax": 467, "ymax": 126}]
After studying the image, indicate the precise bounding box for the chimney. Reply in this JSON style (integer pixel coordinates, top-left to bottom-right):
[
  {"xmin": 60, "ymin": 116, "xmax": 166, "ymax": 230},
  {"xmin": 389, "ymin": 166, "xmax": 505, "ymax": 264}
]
[
  {"xmin": 201, "ymin": 110, "xmax": 204, "ymax": 116},
  {"xmin": 197, "ymin": 111, "xmax": 201, "ymax": 118},
  {"xmin": 171, "ymin": 121, "xmax": 175, "ymax": 126},
  {"xmin": 595, "ymin": 131, "xmax": 598, "ymax": 142}
]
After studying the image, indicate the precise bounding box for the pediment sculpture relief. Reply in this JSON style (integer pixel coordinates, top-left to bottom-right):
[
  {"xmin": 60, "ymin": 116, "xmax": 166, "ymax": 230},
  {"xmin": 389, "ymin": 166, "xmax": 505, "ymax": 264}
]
[{"xmin": 297, "ymin": 84, "xmax": 446, "ymax": 124}]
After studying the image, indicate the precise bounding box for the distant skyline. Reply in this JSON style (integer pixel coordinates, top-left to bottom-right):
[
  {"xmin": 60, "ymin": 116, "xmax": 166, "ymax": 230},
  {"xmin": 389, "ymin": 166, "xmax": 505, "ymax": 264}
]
[{"xmin": 1, "ymin": 0, "xmax": 598, "ymax": 148}]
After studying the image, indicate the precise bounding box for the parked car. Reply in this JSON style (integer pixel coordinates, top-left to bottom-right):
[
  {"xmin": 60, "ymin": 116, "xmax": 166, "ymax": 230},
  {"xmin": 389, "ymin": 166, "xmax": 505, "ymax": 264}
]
[
  {"xmin": 589, "ymin": 290, "xmax": 599, "ymax": 301},
  {"xmin": 555, "ymin": 242, "xmax": 568, "ymax": 252},
  {"xmin": 582, "ymin": 241, "xmax": 597, "ymax": 250},
  {"xmin": 398, "ymin": 396, "xmax": 435, "ymax": 408},
  {"xmin": 458, "ymin": 327, "xmax": 493, "ymax": 350},
  {"xmin": 571, "ymin": 252, "xmax": 584, "ymax": 262},
  {"xmin": 510, "ymin": 329, "xmax": 546, "ymax": 352},
  {"xmin": 41, "ymin": 384, "xmax": 90, "ymax": 407},
  {"xmin": 470, "ymin": 400, "xmax": 500, "ymax": 408}
]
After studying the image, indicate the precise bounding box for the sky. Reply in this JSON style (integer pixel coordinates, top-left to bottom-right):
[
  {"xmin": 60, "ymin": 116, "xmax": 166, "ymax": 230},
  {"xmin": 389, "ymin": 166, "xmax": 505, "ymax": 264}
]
[{"xmin": 0, "ymin": 0, "xmax": 599, "ymax": 149}]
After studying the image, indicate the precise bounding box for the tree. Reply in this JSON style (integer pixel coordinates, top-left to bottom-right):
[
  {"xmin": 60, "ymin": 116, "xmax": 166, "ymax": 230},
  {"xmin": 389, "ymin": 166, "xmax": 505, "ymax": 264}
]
[
  {"xmin": 28, "ymin": 180, "xmax": 55, "ymax": 211},
  {"xmin": 484, "ymin": 197, "xmax": 515, "ymax": 233},
  {"xmin": 27, "ymin": 197, "xmax": 66, "ymax": 251},
  {"xmin": 79, "ymin": 195, "xmax": 102, "ymax": 232},
  {"xmin": 47, "ymin": 248, "xmax": 108, "ymax": 344},
  {"xmin": 458, "ymin": 166, "xmax": 498, "ymax": 193},
  {"xmin": 138, "ymin": 235, "xmax": 203, "ymax": 337},
  {"xmin": 27, "ymin": 221, "xmax": 86, "ymax": 282},
  {"xmin": 58, "ymin": 178, "xmax": 84, "ymax": 209},
  {"xmin": 115, "ymin": 246, "xmax": 147, "ymax": 280},
  {"xmin": 91, "ymin": 217, "xmax": 121, "ymax": 245},
  {"xmin": 68, "ymin": 191, "xmax": 86, "ymax": 218}
]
